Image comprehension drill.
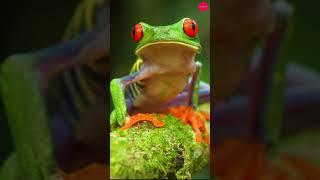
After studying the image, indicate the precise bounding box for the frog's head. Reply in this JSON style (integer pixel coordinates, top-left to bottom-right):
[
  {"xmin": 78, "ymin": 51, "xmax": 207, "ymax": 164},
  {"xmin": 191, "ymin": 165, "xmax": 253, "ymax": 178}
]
[{"xmin": 131, "ymin": 18, "xmax": 202, "ymax": 58}]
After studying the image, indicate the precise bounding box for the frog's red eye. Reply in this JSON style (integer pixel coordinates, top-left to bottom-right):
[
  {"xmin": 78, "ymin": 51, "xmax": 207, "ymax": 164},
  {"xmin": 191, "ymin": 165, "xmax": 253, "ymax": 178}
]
[
  {"xmin": 183, "ymin": 18, "xmax": 198, "ymax": 38},
  {"xmin": 131, "ymin": 23, "xmax": 143, "ymax": 43}
]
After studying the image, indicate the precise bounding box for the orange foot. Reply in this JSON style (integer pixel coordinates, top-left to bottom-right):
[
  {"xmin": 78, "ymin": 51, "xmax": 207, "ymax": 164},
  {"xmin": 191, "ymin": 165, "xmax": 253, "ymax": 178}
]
[
  {"xmin": 168, "ymin": 105, "xmax": 210, "ymax": 143},
  {"xmin": 121, "ymin": 113, "xmax": 165, "ymax": 130}
]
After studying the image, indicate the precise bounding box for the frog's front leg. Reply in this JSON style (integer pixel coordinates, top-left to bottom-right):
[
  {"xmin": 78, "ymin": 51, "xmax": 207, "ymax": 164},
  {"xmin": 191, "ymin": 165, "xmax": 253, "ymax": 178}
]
[
  {"xmin": 168, "ymin": 61, "xmax": 210, "ymax": 143},
  {"xmin": 110, "ymin": 73, "xmax": 165, "ymax": 130}
]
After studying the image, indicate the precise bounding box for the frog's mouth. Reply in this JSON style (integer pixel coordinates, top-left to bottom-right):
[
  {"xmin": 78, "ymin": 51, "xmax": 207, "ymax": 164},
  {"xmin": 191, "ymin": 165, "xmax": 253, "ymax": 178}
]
[
  {"xmin": 135, "ymin": 41, "xmax": 199, "ymax": 67},
  {"xmin": 135, "ymin": 41, "xmax": 200, "ymax": 56}
]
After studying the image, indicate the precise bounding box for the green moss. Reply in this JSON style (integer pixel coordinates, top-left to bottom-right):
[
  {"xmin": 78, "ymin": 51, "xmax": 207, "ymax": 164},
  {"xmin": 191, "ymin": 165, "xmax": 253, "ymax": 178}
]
[{"xmin": 110, "ymin": 115, "xmax": 209, "ymax": 179}]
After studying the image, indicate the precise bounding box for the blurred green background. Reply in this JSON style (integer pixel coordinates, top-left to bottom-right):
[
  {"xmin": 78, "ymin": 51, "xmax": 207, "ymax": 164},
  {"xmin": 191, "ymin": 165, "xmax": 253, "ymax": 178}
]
[
  {"xmin": 284, "ymin": 0, "xmax": 320, "ymax": 71},
  {"xmin": 0, "ymin": 0, "xmax": 80, "ymax": 166}
]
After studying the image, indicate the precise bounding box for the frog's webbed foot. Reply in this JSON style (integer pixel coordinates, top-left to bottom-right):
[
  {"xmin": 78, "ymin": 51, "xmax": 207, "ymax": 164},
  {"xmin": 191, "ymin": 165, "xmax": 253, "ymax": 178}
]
[
  {"xmin": 168, "ymin": 106, "xmax": 209, "ymax": 143},
  {"xmin": 120, "ymin": 113, "xmax": 165, "ymax": 130}
]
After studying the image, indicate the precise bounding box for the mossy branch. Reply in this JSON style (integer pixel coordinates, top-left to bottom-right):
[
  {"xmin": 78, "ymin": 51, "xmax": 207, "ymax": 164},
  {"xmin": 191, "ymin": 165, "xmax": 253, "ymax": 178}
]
[{"xmin": 110, "ymin": 104, "xmax": 210, "ymax": 179}]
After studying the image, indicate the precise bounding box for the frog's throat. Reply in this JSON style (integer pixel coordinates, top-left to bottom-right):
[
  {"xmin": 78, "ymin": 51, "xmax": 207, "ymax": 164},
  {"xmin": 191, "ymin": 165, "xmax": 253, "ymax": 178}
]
[{"xmin": 135, "ymin": 41, "xmax": 200, "ymax": 56}]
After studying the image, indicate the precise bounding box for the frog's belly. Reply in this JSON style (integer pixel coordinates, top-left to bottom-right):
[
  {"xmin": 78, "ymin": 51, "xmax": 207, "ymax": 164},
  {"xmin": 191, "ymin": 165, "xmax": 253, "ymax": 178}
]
[{"xmin": 133, "ymin": 75, "xmax": 189, "ymax": 111}]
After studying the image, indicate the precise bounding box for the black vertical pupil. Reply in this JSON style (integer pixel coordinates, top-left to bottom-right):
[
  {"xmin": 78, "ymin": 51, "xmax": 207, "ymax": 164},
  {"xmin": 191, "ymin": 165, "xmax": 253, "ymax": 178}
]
[
  {"xmin": 132, "ymin": 26, "xmax": 136, "ymax": 37},
  {"xmin": 191, "ymin": 22, "xmax": 196, "ymax": 32}
]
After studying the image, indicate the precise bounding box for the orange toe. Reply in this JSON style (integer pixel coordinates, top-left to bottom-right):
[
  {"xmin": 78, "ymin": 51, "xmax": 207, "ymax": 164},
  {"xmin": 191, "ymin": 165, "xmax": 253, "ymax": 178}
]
[
  {"xmin": 168, "ymin": 105, "xmax": 210, "ymax": 143},
  {"xmin": 121, "ymin": 113, "xmax": 165, "ymax": 130},
  {"xmin": 198, "ymin": 111, "xmax": 210, "ymax": 121}
]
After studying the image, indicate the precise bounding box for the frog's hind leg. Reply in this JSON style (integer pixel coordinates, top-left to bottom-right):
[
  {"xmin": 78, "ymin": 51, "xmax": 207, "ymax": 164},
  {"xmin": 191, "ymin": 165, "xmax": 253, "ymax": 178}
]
[
  {"xmin": 162, "ymin": 82, "xmax": 210, "ymax": 108},
  {"xmin": 166, "ymin": 61, "xmax": 210, "ymax": 143}
]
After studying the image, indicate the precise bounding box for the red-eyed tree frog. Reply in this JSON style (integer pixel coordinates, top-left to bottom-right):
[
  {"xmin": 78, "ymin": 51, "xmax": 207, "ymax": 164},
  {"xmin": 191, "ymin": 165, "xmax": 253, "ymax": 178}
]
[{"xmin": 110, "ymin": 18, "xmax": 210, "ymax": 143}]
